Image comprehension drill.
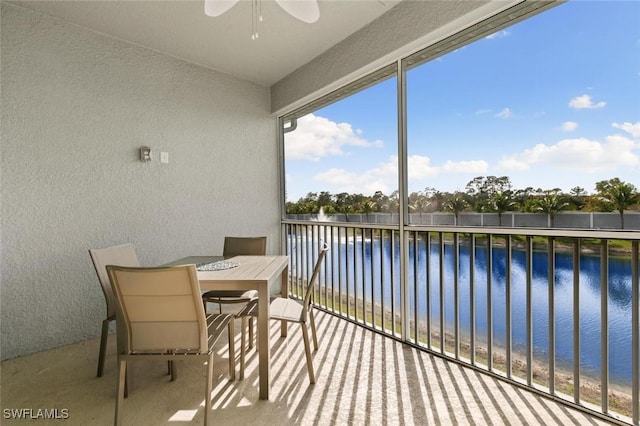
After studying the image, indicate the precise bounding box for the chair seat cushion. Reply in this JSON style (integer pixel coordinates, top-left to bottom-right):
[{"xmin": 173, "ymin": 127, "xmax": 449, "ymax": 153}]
[
  {"xmin": 269, "ymin": 297, "xmax": 304, "ymax": 323},
  {"xmin": 202, "ymin": 289, "xmax": 258, "ymax": 301}
]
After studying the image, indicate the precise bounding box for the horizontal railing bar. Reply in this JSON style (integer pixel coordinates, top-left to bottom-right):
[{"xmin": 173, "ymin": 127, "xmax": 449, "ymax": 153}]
[
  {"xmin": 283, "ymin": 219, "xmax": 398, "ymax": 231},
  {"xmin": 283, "ymin": 219, "xmax": 640, "ymax": 240},
  {"xmin": 406, "ymin": 225, "xmax": 640, "ymax": 240}
]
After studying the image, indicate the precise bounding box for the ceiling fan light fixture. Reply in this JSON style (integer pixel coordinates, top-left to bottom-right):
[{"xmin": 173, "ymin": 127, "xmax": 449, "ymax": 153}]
[
  {"xmin": 204, "ymin": 0, "xmax": 238, "ymax": 17},
  {"xmin": 204, "ymin": 0, "xmax": 319, "ymax": 39},
  {"xmin": 275, "ymin": 0, "xmax": 320, "ymax": 24}
]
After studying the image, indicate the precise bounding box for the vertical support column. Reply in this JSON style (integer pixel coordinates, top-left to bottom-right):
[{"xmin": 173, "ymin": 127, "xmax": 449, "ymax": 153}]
[
  {"xmin": 277, "ymin": 117, "xmax": 287, "ymax": 253},
  {"xmin": 397, "ymin": 59, "xmax": 409, "ymax": 342}
]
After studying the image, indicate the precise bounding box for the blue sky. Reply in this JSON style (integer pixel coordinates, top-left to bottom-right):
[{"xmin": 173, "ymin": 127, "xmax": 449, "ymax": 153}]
[{"xmin": 284, "ymin": 0, "xmax": 640, "ymax": 201}]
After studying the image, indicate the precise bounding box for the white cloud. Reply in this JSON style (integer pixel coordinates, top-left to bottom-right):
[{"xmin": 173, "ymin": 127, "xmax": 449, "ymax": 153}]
[
  {"xmin": 486, "ymin": 30, "xmax": 510, "ymax": 40},
  {"xmin": 495, "ymin": 108, "xmax": 513, "ymax": 119},
  {"xmin": 561, "ymin": 121, "xmax": 579, "ymax": 132},
  {"xmin": 313, "ymin": 155, "xmax": 488, "ymax": 195},
  {"xmin": 569, "ymin": 94, "xmax": 606, "ymax": 110},
  {"xmin": 612, "ymin": 121, "xmax": 640, "ymax": 138},
  {"xmin": 498, "ymin": 135, "xmax": 639, "ymax": 172},
  {"xmin": 285, "ymin": 114, "xmax": 383, "ymax": 161}
]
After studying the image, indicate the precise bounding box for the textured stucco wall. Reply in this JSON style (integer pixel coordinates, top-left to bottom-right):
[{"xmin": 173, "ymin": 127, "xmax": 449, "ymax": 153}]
[
  {"xmin": 1, "ymin": 4, "xmax": 279, "ymax": 360},
  {"xmin": 271, "ymin": 0, "xmax": 495, "ymax": 114}
]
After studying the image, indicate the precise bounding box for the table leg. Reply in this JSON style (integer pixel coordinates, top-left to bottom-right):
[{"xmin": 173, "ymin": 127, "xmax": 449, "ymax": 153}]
[{"xmin": 258, "ymin": 281, "xmax": 270, "ymax": 400}]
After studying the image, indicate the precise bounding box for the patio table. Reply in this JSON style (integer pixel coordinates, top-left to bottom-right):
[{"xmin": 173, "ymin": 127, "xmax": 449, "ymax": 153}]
[{"xmin": 166, "ymin": 255, "xmax": 289, "ymax": 400}]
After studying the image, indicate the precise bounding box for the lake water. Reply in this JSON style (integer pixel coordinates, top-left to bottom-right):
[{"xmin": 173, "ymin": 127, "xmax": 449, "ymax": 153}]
[{"xmin": 295, "ymin": 235, "xmax": 635, "ymax": 387}]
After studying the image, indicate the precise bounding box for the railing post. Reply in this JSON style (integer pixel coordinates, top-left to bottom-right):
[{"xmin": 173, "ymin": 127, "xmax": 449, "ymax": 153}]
[
  {"xmin": 487, "ymin": 234, "xmax": 493, "ymax": 371},
  {"xmin": 573, "ymin": 239, "xmax": 581, "ymax": 405},
  {"xmin": 526, "ymin": 235, "xmax": 533, "ymax": 386},
  {"xmin": 601, "ymin": 239, "xmax": 609, "ymax": 414},
  {"xmin": 439, "ymin": 232, "xmax": 445, "ymax": 353},
  {"xmin": 632, "ymin": 240, "xmax": 639, "ymax": 425},
  {"xmin": 548, "ymin": 237, "xmax": 556, "ymax": 395},
  {"xmin": 470, "ymin": 234, "xmax": 476, "ymax": 365},
  {"xmin": 454, "ymin": 233, "xmax": 460, "ymax": 359},
  {"xmin": 506, "ymin": 236, "xmax": 512, "ymax": 379}
]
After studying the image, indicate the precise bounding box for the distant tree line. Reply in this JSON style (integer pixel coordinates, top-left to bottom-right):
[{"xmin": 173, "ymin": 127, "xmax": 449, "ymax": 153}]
[{"xmin": 286, "ymin": 177, "xmax": 640, "ymax": 228}]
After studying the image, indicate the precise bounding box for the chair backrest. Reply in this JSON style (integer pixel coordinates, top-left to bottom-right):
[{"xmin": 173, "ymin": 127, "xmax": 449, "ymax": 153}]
[
  {"xmin": 223, "ymin": 236, "xmax": 267, "ymax": 257},
  {"xmin": 89, "ymin": 244, "xmax": 140, "ymax": 318},
  {"xmin": 106, "ymin": 265, "xmax": 208, "ymax": 354},
  {"xmin": 301, "ymin": 244, "xmax": 329, "ymax": 319}
]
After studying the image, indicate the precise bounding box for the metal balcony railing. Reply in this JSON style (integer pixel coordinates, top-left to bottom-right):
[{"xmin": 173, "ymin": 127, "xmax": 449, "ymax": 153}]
[{"xmin": 282, "ymin": 218, "xmax": 640, "ymax": 426}]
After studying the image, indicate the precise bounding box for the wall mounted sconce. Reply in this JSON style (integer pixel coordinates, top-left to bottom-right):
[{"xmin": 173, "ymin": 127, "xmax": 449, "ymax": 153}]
[{"xmin": 140, "ymin": 146, "xmax": 152, "ymax": 162}]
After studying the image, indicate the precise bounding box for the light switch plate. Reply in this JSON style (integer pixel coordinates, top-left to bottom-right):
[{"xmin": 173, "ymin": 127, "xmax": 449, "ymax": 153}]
[{"xmin": 160, "ymin": 152, "xmax": 169, "ymax": 164}]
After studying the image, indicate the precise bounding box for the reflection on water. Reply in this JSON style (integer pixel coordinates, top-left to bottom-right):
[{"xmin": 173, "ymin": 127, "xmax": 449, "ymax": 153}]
[{"xmin": 294, "ymin": 235, "xmax": 636, "ymax": 387}]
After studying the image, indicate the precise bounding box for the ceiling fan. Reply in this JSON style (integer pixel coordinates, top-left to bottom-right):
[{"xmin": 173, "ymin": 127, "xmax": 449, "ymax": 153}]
[{"xmin": 204, "ymin": 0, "xmax": 320, "ymax": 39}]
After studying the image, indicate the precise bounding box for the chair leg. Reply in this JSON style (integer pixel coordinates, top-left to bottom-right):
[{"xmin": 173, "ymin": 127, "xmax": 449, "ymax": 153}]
[
  {"xmin": 205, "ymin": 353, "xmax": 214, "ymax": 426},
  {"xmin": 124, "ymin": 364, "xmax": 128, "ymax": 399},
  {"xmin": 309, "ymin": 309, "xmax": 319, "ymax": 351},
  {"xmin": 301, "ymin": 324, "xmax": 315, "ymax": 384},
  {"xmin": 227, "ymin": 320, "xmax": 235, "ymax": 381},
  {"xmin": 169, "ymin": 360, "xmax": 176, "ymax": 381},
  {"xmin": 97, "ymin": 317, "xmax": 111, "ymax": 377},
  {"xmin": 115, "ymin": 358, "xmax": 127, "ymax": 426},
  {"xmin": 248, "ymin": 318, "xmax": 254, "ymax": 350}
]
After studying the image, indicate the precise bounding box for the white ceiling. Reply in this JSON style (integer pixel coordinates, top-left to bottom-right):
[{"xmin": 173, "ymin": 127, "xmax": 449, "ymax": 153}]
[{"xmin": 11, "ymin": 0, "xmax": 403, "ymax": 87}]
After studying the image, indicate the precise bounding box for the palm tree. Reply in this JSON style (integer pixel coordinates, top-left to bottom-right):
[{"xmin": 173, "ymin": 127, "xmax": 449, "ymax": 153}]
[
  {"xmin": 596, "ymin": 178, "xmax": 640, "ymax": 229},
  {"xmin": 491, "ymin": 191, "xmax": 518, "ymax": 226},
  {"xmin": 533, "ymin": 192, "xmax": 569, "ymax": 227},
  {"xmin": 362, "ymin": 200, "xmax": 377, "ymax": 222},
  {"xmin": 442, "ymin": 192, "xmax": 468, "ymax": 226},
  {"xmin": 409, "ymin": 197, "xmax": 431, "ymax": 224},
  {"xmin": 339, "ymin": 204, "xmax": 354, "ymax": 222}
]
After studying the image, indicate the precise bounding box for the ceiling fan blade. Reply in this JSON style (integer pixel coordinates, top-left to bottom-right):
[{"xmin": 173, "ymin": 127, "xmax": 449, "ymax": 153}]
[
  {"xmin": 204, "ymin": 0, "xmax": 240, "ymax": 17},
  {"xmin": 275, "ymin": 0, "xmax": 320, "ymax": 24}
]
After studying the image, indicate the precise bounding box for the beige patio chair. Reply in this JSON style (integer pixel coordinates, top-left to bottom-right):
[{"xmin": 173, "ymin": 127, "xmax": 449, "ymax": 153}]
[
  {"xmin": 89, "ymin": 243, "xmax": 139, "ymax": 378},
  {"xmin": 201, "ymin": 236, "xmax": 266, "ymax": 350},
  {"xmin": 202, "ymin": 236, "xmax": 267, "ymax": 312},
  {"xmin": 236, "ymin": 243, "xmax": 328, "ymax": 383},
  {"xmin": 106, "ymin": 264, "xmax": 234, "ymax": 426}
]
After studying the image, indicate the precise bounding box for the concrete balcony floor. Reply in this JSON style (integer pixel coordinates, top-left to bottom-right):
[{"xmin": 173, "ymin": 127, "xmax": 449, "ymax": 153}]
[{"xmin": 1, "ymin": 310, "xmax": 611, "ymax": 425}]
